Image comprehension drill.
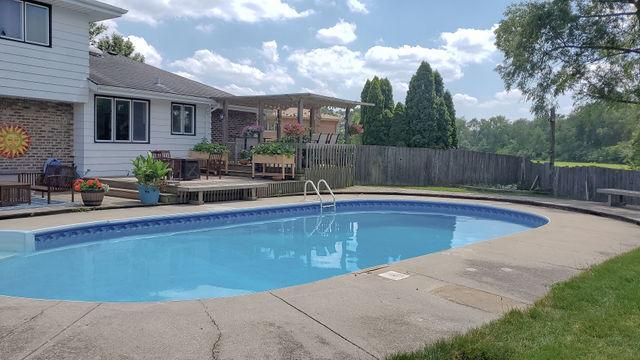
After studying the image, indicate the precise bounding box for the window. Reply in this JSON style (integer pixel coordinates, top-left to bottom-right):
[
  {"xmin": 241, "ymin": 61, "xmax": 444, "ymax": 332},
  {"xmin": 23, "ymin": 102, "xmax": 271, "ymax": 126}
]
[
  {"xmin": 95, "ymin": 96, "xmax": 149, "ymax": 143},
  {"xmin": 171, "ymin": 103, "xmax": 196, "ymax": 135},
  {"xmin": 0, "ymin": 0, "xmax": 50, "ymax": 46}
]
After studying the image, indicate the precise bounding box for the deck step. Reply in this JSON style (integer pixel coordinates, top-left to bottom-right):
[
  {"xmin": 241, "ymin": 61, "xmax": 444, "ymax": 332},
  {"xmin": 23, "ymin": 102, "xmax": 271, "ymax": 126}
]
[
  {"xmin": 100, "ymin": 178, "xmax": 139, "ymax": 190},
  {"xmin": 105, "ymin": 188, "xmax": 176, "ymax": 204}
]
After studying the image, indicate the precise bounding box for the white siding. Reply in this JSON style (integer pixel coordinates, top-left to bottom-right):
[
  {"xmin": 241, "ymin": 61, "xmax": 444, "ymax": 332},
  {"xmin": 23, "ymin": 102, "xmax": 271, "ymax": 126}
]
[
  {"xmin": 76, "ymin": 90, "xmax": 212, "ymax": 177},
  {"xmin": 0, "ymin": 5, "xmax": 90, "ymax": 103}
]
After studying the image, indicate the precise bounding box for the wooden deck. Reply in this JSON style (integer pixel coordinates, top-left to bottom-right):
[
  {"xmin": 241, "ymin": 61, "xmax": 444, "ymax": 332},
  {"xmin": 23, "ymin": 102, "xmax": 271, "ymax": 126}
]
[{"xmin": 101, "ymin": 176, "xmax": 307, "ymax": 204}]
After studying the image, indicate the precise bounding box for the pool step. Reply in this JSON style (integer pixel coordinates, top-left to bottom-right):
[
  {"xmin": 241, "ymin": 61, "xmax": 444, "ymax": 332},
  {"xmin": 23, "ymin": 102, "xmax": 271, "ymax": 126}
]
[{"xmin": 105, "ymin": 188, "xmax": 176, "ymax": 204}]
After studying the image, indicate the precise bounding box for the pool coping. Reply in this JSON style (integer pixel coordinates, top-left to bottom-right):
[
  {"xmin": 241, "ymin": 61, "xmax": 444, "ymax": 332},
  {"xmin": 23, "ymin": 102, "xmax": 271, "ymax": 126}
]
[{"xmin": 1, "ymin": 194, "xmax": 640, "ymax": 359}]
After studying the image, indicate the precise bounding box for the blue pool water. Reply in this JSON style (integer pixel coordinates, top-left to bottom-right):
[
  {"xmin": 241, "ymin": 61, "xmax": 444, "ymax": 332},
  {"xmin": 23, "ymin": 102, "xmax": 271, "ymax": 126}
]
[{"xmin": 0, "ymin": 200, "xmax": 547, "ymax": 302}]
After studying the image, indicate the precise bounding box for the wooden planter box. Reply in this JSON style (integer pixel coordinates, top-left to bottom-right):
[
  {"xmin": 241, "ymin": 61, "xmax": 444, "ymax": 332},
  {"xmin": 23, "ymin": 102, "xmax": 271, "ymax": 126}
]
[{"xmin": 252, "ymin": 154, "xmax": 295, "ymax": 180}]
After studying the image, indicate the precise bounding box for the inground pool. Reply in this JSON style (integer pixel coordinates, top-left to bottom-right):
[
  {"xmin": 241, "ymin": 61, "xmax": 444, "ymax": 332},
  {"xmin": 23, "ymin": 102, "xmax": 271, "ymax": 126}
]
[{"xmin": 0, "ymin": 200, "xmax": 547, "ymax": 302}]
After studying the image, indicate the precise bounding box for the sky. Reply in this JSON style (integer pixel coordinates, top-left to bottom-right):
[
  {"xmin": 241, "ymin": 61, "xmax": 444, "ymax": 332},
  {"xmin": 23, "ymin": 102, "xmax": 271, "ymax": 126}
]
[{"xmin": 99, "ymin": 0, "xmax": 574, "ymax": 120}]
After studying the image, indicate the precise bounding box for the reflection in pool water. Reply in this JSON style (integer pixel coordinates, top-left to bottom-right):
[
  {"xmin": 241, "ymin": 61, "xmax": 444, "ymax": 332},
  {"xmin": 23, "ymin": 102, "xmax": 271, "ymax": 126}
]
[{"xmin": 0, "ymin": 205, "xmax": 543, "ymax": 302}]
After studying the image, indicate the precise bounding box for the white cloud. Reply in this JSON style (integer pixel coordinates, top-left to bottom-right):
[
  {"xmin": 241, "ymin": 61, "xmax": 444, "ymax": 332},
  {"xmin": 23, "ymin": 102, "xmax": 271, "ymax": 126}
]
[
  {"xmin": 221, "ymin": 84, "xmax": 266, "ymax": 95},
  {"xmin": 195, "ymin": 24, "xmax": 215, "ymax": 33},
  {"xmin": 109, "ymin": 0, "xmax": 313, "ymax": 26},
  {"xmin": 316, "ymin": 20, "xmax": 357, "ymax": 45},
  {"xmin": 126, "ymin": 35, "xmax": 163, "ymax": 67},
  {"xmin": 288, "ymin": 46, "xmax": 369, "ymax": 91},
  {"xmin": 170, "ymin": 49, "xmax": 294, "ymax": 93},
  {"xmin": 261, "ymin": 40, "xmax": 279, "ymax": 63},
  {"xmin": 346, "ymin": 0, "xmax": 368, "ymax": 14},
  {"xmin": 453, "ymin": 93, "xmax": 479, "ymax": 106},
  {"xmin": 441, "ymin": 25, "xmax": 497, "ymax": 64},
  {"xmin": 365, "ymin": 45, "xmax": 463, "ymax": 81}
]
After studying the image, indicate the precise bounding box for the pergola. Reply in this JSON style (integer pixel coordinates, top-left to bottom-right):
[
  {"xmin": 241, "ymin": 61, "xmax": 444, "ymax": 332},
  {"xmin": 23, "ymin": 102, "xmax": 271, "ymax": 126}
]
[{"xmin": 212, "ymin": 93, "xmax": 373, "ymax": 143}]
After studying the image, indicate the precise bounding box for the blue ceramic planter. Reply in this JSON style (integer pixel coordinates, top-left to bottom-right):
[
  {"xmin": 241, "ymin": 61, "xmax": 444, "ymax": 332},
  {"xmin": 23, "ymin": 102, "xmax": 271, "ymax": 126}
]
[{"xmin": 137, "ymin": 184, "xmax": 160, "ymax": 205}]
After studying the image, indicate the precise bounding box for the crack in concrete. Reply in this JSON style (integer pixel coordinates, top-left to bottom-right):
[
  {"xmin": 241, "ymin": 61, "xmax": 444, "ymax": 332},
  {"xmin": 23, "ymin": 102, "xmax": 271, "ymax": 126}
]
[
  {"xmin": 199, "ymin": 300, "xmax": 222, "ymax": 360},
  {"xmin": 22, "ymin": 303, "xmax": 102, "ymax": 360},
  {"xmin": 0, "ymin": 301, "xmax": 61, "ymax": 341},
  {"xmin": 269, "ymin": 292, "xmax": 379, "ymax": 360}
]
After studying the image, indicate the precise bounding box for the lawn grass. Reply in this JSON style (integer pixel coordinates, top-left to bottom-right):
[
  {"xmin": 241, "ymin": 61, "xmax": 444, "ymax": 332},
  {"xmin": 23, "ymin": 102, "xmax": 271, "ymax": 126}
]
[
  {"xmin": 388, "ymin": 248, "xmax": 640, "ymax": 360},
  {"xmin": 533, "ymin": 160, "xmax": 631, "ymax": 170}
]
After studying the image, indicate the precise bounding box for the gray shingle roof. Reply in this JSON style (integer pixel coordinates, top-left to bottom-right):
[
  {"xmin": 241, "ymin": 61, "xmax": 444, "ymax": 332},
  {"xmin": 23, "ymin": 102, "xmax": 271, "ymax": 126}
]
[{"xmin": 89, "ymin": 52, "xmax": 231, "ymax": 98}]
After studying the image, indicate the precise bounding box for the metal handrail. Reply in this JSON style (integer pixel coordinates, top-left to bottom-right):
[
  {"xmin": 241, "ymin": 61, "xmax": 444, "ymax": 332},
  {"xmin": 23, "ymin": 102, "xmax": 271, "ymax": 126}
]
[
  {"xmin": 304, "ymin": 179, "xmax": 336, "ymax": 212},
  {"xmin": 317, "ymin": 179, "xmax": 336, "ymax": 209},
  {"xmin": 304, "ymin": 180, "xmax": 322, "ymax": 207}
]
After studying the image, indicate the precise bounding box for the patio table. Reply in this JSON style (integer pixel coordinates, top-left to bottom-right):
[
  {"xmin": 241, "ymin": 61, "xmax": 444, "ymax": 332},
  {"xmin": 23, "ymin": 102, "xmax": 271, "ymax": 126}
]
[
  {"xmin": 170, "ymin": 158, "xmax": 200, "ymax": 181},
  {"xmin": 0, "ymin": 181, "xmax": 31, "ymax": 207}
]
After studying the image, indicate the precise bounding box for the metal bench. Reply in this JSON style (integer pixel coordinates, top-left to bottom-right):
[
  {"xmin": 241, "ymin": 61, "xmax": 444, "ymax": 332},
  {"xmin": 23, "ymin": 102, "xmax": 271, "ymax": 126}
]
[{"xmin": 596, "ymin": 188, "xmax": 640, "ymax": 207}]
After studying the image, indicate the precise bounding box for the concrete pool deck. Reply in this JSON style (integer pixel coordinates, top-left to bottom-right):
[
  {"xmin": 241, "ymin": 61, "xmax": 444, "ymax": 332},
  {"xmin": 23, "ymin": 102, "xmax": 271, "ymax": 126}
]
[{"xmin": 1, "ymin": 193, "xmax": 639, "ymax": 360}]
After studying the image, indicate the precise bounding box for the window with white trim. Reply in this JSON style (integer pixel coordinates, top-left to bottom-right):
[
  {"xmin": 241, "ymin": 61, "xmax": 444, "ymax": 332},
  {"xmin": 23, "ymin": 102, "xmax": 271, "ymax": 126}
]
[
  {"xmin": 171, "ymin": 103, "xmax": 196, "ymax": 135},
  {"xmin": 0, "ymin": 0, "xmax": 50, "ymax": 46},
  {"xmin": 95, "ymin": 96, "xmax": 149, "ymax": 143}
]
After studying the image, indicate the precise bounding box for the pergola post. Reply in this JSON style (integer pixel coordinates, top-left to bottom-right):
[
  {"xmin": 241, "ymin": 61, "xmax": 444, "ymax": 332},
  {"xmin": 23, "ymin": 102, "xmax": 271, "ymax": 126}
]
[
  {"xmin": 297, "ymin": 98, "xmax": 304, "ymax": 125},
  {"xmin": 344, "ymin": 107, "xmax": 351, "ymax": 143},
  {"xmin": 276, "ymin": 109, "xmax": 282, "ymax": 139},
  {"xmin": 309, "ymin": 107, "xmax": 317, "ymax": 133},
  {"xmin": 256, "ymin": 101, "xmax": 263, "ymax": 126},
  {"xmin": 222, "ymin": 100, "xmax": 229, "ymax": 143}
]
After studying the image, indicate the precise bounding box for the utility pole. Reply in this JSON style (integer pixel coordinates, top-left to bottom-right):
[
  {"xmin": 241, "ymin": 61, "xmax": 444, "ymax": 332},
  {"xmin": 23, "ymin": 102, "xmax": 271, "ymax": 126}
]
[
  {"xmin": 549, "ymin": 106, "xmax": 557, "ymax": 195},
  {"xmin": 549, "ymin": 106, "xmax": 556, "ymax": 167}
]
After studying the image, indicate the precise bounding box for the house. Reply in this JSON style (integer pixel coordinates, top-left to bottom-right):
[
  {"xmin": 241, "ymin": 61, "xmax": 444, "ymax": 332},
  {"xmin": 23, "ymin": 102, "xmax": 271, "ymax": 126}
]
[
  {"xmin": 0, "ymin": 0, "xmax": 363, "ymax": 179},
  {"xmin": 0, "ymin": 0, "xmax": 257, "ymax": 178}
]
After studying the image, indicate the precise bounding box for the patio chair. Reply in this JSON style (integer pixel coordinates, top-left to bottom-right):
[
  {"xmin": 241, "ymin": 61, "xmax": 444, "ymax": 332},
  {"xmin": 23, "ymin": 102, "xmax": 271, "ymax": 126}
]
[
  {"xmin": 326, "ymin": 133, "xmax": 340, "ymax": 145},
  {"xmin": 150, "ymin": 150, "xmax": 179, "ymax": 179},
  {"xmin": 18, "ymin": 165, "xmax": 75, "ymax": 204}
]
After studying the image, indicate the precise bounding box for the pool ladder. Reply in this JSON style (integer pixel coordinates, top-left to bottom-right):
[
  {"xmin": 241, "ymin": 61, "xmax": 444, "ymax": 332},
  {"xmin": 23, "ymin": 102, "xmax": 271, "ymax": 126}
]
[{"xmin": 304, "ymin": 179, "xmax": 336, "ymax": 212}]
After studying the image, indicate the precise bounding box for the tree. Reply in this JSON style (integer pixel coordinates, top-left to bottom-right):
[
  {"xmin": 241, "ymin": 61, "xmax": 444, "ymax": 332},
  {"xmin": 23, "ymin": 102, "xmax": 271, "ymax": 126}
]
[
  {"xmin": 89, "ymin": 22, "xmax": 145, "ymax": 63},
  {"xmin": 361, "ymin": 77, "xmax": 387, "ymax": 145},
  {"xmin": 361, "ymin": 77, "xmax": 395, "ymax": 145},
  {"xmin": 89, "ymin": 22, "xmax": 107, "ymax": 45},
  {"xmin": 444, "ymin": 91, "xmax": 458, "ymax": 148},
  {"xmin": 388, "ymin": 102, "xmax": 409, "ymax": 146},
  {"xmin": 495, "ymin": 0, "xmax": 640, "ymax": 114},
  {"xmin": 405, "ymin": 62, "xmax": 454, "ymax": 148}
]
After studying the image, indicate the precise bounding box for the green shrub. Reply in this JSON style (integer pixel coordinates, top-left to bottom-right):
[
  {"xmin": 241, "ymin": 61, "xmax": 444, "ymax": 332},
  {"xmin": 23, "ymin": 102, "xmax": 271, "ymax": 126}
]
[
  {"xmin": 192, "ymin": 138, "xmax": 228, "ymax": 155},
  {"xmin": 251, "ymin": 141, "xmax": 295, "ymax": 157}
]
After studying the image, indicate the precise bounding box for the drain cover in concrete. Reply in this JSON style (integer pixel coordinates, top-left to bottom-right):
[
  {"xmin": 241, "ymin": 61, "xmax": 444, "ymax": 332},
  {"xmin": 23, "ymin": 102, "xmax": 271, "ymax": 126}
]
[{"xmin": 378, "ymin": 271, "xmax": 410, "ymax": 281}]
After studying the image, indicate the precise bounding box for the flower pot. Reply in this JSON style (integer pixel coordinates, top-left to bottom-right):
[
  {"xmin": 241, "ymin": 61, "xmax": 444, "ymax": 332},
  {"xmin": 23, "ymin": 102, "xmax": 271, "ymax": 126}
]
[
  {"xmin": 80, "ymin": 190, "xmax": 105, "ymax": 207},
  {"xmin": 137, "ymin": 184, "xmax": 160, "ymax": 205}
]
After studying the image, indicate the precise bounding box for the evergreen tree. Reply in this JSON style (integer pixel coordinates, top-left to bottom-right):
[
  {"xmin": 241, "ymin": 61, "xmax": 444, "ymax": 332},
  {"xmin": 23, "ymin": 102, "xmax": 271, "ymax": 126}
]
[
  {"xmin": 379, "ymin": 78, "xmax": 394, "ymax": 112},
  {"xmin": 444, "ymin": 91, "xmax": 458, "ymax": 148},
  {"xmin": 405, "ymin": 62, "xmax": 436, "ymax": 147},
  {"xmin": 388, "ymin": 102, "xmax": 409, "ymax": 147},
  {"xmin": 362, "ymin": 78, "xmax": 386, "ymax": 145}
]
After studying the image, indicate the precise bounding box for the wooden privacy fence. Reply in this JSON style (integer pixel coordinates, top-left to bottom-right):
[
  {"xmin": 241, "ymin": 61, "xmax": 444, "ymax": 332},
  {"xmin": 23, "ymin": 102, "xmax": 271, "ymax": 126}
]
[
  {"xmin": 303, "ymin": 144, "xmax": 640, "ymax": 204},
  {"xmin": 354, "ymin": 146, "xmax": 524, "ymax": 186},
  {"xmin": 304, "ymin": 144, "xmax": 356, "ymax": 188},
  {"xmin": 524, "ymin": 162, "xmax": 640, "ymax": 204}
]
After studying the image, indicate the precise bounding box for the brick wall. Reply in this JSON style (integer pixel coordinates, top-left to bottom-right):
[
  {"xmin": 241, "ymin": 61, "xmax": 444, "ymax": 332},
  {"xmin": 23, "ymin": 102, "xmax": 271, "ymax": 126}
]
[
  {"xmin": 211, "ymin": 109, "xmax": 256, "ymax": 143},
  {"xmin": 0, "ymin": 97, "xmax": 74, "ymax": 174}
]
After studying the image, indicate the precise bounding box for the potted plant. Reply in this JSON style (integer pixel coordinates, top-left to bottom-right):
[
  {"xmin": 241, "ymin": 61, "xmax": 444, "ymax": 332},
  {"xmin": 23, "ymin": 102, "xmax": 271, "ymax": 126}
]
[
  {"xmin": 74, "ymin": 178, "xmax": 109, "ymax": 206},
  {"xmin": 131, "ymin": 153, "xmax": 171, "ymax": 205},
  {"xmin": 239, "ymin": 149, "xmax": 252, "ymax": 165},
  {"xmin": 251, "ymin": 141, "xmax": 296, "ymax": 179}
]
